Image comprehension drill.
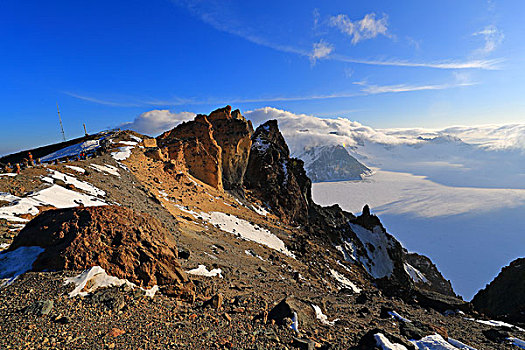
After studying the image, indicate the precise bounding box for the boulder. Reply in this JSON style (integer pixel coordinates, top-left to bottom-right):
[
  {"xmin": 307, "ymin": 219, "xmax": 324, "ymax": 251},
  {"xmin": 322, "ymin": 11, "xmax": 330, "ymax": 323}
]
[
  {"xmin": 142, "ymin": 138, "xmax": 157, "ymax": 148},
  {"xmin": 268, "ymin": 296, "xmax": 317, "ymax": 330},
  {"xmin": 9, "ymin": 206, "xmax": 191, "ymax": 290}
]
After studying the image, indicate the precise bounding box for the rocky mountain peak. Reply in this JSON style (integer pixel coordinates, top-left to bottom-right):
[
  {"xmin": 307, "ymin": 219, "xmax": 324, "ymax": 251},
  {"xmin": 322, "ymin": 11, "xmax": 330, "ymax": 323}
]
[
  {"xmin": 244, "ymin": 120, "xmax": 310, "ymax": 225},
  {"xmin": 298, "ymin": 144, "xmax": 372, "ymax": 183},
  {"xmin": 156, "ymin": 106, "xmax": 253, "ymax": 191}
]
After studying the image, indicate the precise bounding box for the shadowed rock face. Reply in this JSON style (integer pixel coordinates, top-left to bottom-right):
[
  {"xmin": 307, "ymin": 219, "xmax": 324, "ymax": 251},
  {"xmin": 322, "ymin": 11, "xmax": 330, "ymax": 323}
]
[
  {"xmin": 405, "ymin": 252, "xmax": 456, "ymax": 297},
  {"xmin": 472, "ymin": 257, "xmax": 525, "ymax": 322},
  {"xmin": 9, "ymin": 206, "xmax": 190, "ymax": 289},
  {"xmin": 244, "ymin": 120, "xmax": 311, "ymax": 225}
]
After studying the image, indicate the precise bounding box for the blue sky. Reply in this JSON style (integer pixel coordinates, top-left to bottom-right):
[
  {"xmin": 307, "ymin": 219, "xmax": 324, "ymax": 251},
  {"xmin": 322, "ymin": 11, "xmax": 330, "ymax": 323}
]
[{"xmin": 1, "ymin": 0, "xmax": 524, "ymax": 155}]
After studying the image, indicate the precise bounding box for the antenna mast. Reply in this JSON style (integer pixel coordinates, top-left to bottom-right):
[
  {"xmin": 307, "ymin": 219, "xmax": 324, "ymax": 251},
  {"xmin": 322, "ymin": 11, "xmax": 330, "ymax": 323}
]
[{"xmin": 56, "ymin": 103, "xmax": 66, "ymax": 142}]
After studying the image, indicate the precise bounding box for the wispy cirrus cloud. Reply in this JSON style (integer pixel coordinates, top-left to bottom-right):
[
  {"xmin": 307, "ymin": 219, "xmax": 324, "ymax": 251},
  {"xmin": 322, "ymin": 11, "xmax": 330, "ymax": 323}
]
[
  {"xmin": 63, "ymin": 91, "xmax": 195, "ymax": 108},
  {"xmin": 331, "ymin": 55, "xmax": 503, "ymax": 70},
  {"xmin": 66, "ymin": 77, "xmax": 473, "ymax": 110},
  {"xmin": 63, "ymin": 92, "xmax": 144, "ymax": 107},
  {"xmin": 354, "ymin": 81, "xmax": 476, "ymax": 94},
  {"xmin": 329, "ymin": 13, "xmax": 390, "ymax": 44},
  {"xmin": 310, "ymin": 40, "xmax": 334, "ymax": 63},
  {"xmin": 473, "ymin": 25, "xmax": 504, "ymax": 55},
  {"xmin": 173, "ymin": 1, "xmax": 501, "ymax": 70}
]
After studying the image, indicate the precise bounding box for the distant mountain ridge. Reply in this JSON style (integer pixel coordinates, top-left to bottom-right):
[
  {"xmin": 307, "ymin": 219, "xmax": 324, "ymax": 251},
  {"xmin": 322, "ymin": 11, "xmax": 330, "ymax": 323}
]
[{"xmin": 298, "ymin": 145, "xmax": 372, "ymax": 182}]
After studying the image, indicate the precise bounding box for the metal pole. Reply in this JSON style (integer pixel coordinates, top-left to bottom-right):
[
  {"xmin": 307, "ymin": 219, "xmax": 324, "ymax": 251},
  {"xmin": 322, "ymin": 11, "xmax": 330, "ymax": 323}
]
[{"xmin": 57, "ymin": 103, "xmax": 66, "ymax": 142}]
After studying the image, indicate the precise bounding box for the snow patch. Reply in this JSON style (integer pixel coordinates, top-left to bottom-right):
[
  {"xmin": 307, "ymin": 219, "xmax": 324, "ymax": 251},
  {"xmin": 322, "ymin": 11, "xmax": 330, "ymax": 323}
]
[
  {"xmin": 411, "ymin": 334, "xmax": 463, "ymax": 349},
  {"xmin": 89, "ymin": 164, "xmax": 120, "ymax": 177},
  {"xmin": 447, "ymin": 337, "xmax": 477, "ymax": 350},
  {"xmin": 404, "ymin": 263, "xmax": 429, "ymax": 284},
  {"xmin": 312, "ymin": 304, "xmax": 337, "ymax": 326},
  {"xmin": 64, "ymin": 266, "xmax": 158, "ymax": 298},
  {"xmin": 252, "ymin": 135, "xmax": 270, "ymax": 153},
  {"xmin": 173, "ymin": 204, "xmax": 200, "ymax": 217},
  {"xmin": 47, "ymin": 170, "xmax": 105, "ymax": 196},
  {"xmin": 65, "ymin": 165, "xmax": 85, "ymax": 173},
  {"xmin": 387, "ymin": 311, "xmax": 411, "ymax": 323},
  {"xmin": 245, "ymin": 249, "xmax": 265, "ymax": 261},
  {"xmin": 41, "ymin": 139, "xmax": 100, "ymax": 162},
  {"xmin": 251, "ymin": 204, "xmax": 269, "ymax": 216},
  {"xmin": 0, "ymin": 185, "xmax": 107, "ymax": 223},
  {"xmin": 129, "ymin": 135, "xmax": 143, "ymax": 142},
  {"xmin": 117, "ymin": 141, "xmax": 138, "ymax": 146},
  {"xmin": 0, "ymin": 173, "xmax": 17, "ymax": 177},
  {"xmin": 374, "ymin": 333, "xmax": 408, "ymax": 350},
  {"xmin": 111, "ymin": 146, "xmax": 134, "ymax": 161},
  {"xmin": 0, "ymin": 246, "xmax": 44, "ymax": 287},
  {"xmin": 186, "ymin": 264, "xmax": 223, "ymax": 278},
  {"xmin": 330, "ymin": 269, "xmax": 361, "ymax": 293},
  {"xmin": 508, "ymin": 337, "xmax": 525, "ymax": 349},
  {"xmin": 349, "ymin": 223, "xmax": 394, "ymax": 279},
  {"xmin": 466, "ymin": 318, "xmax": 525, "ymax": 332},
  {"xmin": 200, "ymin": 212, "xmax": 294, "ymax": 257}
]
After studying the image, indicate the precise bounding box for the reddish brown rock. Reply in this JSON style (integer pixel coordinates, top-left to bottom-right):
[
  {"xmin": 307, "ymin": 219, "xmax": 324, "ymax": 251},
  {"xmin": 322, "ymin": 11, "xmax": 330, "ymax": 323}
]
[
  {"xmin": 156, "ymin": 106, "xmax": 253, "ymax": 191},
  {"xmin": 207, "ymin": 106, "xmax": 253, "ymax": 191},
  {"xmin": 9, "ymin": 206, "xmax": 191, "ymax": 289},
  {"xmin": 158, "ymin": 115, "xmax": 223, "ymax": 190}
]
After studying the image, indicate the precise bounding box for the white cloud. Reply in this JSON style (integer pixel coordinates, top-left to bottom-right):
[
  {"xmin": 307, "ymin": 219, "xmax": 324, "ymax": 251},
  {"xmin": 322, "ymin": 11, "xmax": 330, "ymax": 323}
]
[
  {"xmin": 244, "ymin": 107, "xmax": 405, "ymax": 155},
  {"xmin": 473, "ymin": 25, "xmax": 504, "ymax": 55},
  {"xmin": 331, "ymin": 55, "xmax": 503, "ymax": 70},
  {"xmin": 329, "ymin": 13, "xmax": 389, "ymax": 44},
  {"xmin": 245, "ymin": 107, "xmax": 525, "ymax": 155},
  {"xmin": 312, "ymin": 8, "xmax": 320, "ymax": 30},
  {"xmin": 310, "ymin": 40, "xmax": 334, "ymax": 63},
  {"xmin": 176, "ymin": 1, "xmax": 497, "ymax": 70},
  {"xmin": 121, "ymin": 110, "xmax": 196, "ymax": 136},
  {"xmin": 63, "ymin": 92, "xmax": 144, "ymax": 107},
  {"xmin": 354, "ymin": 81, "xmax": 476, "ymax": 94}
]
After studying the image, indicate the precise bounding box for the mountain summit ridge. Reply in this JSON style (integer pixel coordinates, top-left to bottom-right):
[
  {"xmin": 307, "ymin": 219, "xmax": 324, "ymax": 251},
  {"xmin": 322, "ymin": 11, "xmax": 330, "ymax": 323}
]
[{"xmin": 0, "ymin": 106, "xmax": 522, "ymax": 349}]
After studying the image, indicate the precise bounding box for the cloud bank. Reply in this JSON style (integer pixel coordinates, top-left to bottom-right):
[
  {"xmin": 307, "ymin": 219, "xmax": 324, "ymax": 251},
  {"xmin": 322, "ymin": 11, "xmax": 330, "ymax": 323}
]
[
  {"xmin": 244, "ymin": 107, "xmax": 525, "ymax": 154},
  {"xmin": 121, "ymin": 110, "xmax": 196, "ymax": 136}
]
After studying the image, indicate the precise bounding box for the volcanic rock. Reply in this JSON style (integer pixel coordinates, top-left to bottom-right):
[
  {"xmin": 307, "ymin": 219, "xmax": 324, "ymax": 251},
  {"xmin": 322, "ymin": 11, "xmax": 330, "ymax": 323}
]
[
  {"xmin": 207, "ymin": 106, "xmax": 253, "ymax": 191},
  {"xmin": 244, "ymin": 120, "xmax": 311, "ymax": 225},
  {"xmin": 405, "ymin": 252, "xmax": 456, "ymax": 297},
  {"xmin": 268, "ymin": 296, "xmax": 317, "ymax": 330},
  {"xmin": 158, "ymin": 115, "xmax": 223, "ymax": 190},
  {"xmin": 156, "ymin": 106, "xmax": 253, "ymax": 192},
  {"xmin": 472, "ymin": 257, "xmax": 525, "ymax": 323},
  {"xmin": 9, "ymin": 206, "xmax": 190, "ymax": 289}
]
